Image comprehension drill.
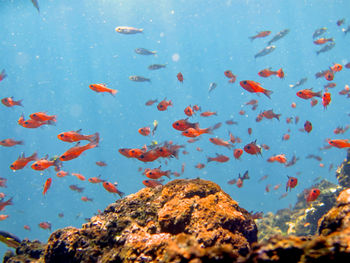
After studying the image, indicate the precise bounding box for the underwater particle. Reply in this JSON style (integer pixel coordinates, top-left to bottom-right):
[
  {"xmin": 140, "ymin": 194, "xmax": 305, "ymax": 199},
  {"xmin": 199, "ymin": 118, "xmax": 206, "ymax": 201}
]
[
  {"xmin": 69, "ymin": 104, "xmax": 83, "ymax": 118},
  {"xmin": 115, "ymin": 26, "xmax": 143, "ymax": 34},
  {"xmin": 172, "ymin": 53, "xmax": 180, "ymax": 62}
]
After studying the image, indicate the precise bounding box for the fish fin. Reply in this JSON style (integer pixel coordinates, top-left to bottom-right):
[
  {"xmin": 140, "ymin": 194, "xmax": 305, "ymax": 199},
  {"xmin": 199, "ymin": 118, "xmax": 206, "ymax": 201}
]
[{"xmin": 263, "ymin": 89, "xmax": 273, "ymax": 99}]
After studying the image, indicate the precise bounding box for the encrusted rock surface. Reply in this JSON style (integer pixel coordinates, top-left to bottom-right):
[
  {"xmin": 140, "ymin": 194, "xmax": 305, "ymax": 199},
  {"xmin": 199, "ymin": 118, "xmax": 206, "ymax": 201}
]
[{"xmin": 4, "ymin": 179, "xmax": 257, "ymax": 263}]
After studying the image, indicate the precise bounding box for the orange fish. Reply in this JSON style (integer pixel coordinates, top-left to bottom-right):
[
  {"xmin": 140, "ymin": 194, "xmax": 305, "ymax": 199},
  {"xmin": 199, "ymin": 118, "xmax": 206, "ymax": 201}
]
[
  {"xmin": 1, "ymin": 97, "xmax": 23, "ymax": 107},
  {"xmin": 69, "ymin": 184, "xmax": 84, "ymax": 192},
  {"xmin": 29, "ymin": 112, "xmax": 56, "ymax": 122},
  {"xmin": 57, "ymin": 130, "xmax": 99, "ymax": 143},
  {"xmin": 324, "ymin": 70, "xmax": 334, "ymax": 81},
  {"xmin": 313, "ymin": 38, "xmax": 333, "ymax": 45},
  {"xmin": 193, "ymin": 105, "xmax": 201, "ymax": 111},
  {"xmin": 81, "ymin": 196, "xmax": 93, "ymax": 202},
  {"xmin": 182, "ymin": 127, "xmax": 211, "ymax": 138},
  {"xmin": 261, "ymin": 109, "xmax": 281, "ymax": 120},
  {"xmin": 143, "ymin": 179, "xmax": 163, "ymax": 188},
  {"xmin": 333, "ymin": 126, "xmax": 349, "ymax": 135},
  {"xmin": 102, "ymin": 181, "xmax": 124, "ymax": 197},
  {"xmin": 331, "ymin": 64, "xmax": 342, "ymax": 72},
  {"xmin": 145, "ymin": 99, "xmax": 158, "ymax": 106},
  {"xmin": 240, "ymin": 80, "xmax": 273, "ymax": 98},
  {"xmin": 118, "ymin": 148, "xmax": 133, "ymax": 158},
  {"xmin": 31, "ymin": 156, "xmax": 61, "ymax": 171},
  {"xmin": 177, "ymin": 72, "xmax": 184, "ymax": 82},
  {"xmin": 233, "ymin": 148, "xmax": 243, "ymax": 159},
  {"xmin": 172, "ymin": 118, "xmax": 199, "ymax": 131},
  {"xmin": 42, "ymin": 178, "xmax": 52, "ymax": 195},
  {"xmin": 184, "ymin": 106, "xmax": 195, "ymax": 117},
  {"xmin": 310, "ymin": 99, "xmax": 318, "ymax": 107},
  {"xmin": 88, "ymin": 175, "xmax": 105, "ymax": 184},
  {"xmin": 145, "ymin": 166, "xmax": 171, "ymax": 179},
  {"xmin": 209, "ymin": 137, "xmax": 232, "ymax": 148},
  {"xmin": 200, "ymin": 111, "xmax": 217, "ymax": 117},
  {"xmin": 244, "ymin": 140, "xmax": 262, "ymax": 155},
  {"xmin": 18, "ymin": 115, "xmax": 53, "ymax": 128},
  {"xmin": 195, "ymin": 163, "xmax": 205, "ymax": 169},
  {"xmin": 224, "ymin": 70, "xmax": 236, "ymax": 83},
  {"xmin": 328, "ymin": 139, "xmax": 350, "ymax": 148},
  {"xmin": 258, "ymin": 68, "xmax": 284, "ymax": 78},
  {"xmin": 207, "ymin": 153, "xmax": 229, "ymax": 163},
  {"xmin": 249, "ymin": 31, "xmax": 271, "ymax": 41},
  {"xmin": 291, "ymin": 102, "xmax": 296, "ymax": 108},
  {"xmin": 10, "ymin": 152, "xmax": 37, "ymax": 170},
  {"xmin": 128, "ymin": 148, "xmax": 146, "ymax": 158},
  {"xmin": 137, "ymin": 150, "xmax": 160, "ymax": 162},
  {"xmin": 0, "ymin": 69, "xmax": 7, "ymax": 82},
  {"xmin": 56, "ymin": 170, "xmax": 69, "ymax": 177},
  {"xmin": 282, "ymin": 133, "xmax": 290, "ymax": 141},
  {"xmin": 89, "ymin": 84, "xmax": 118, "ymax": 96},
  {"xmin": 274, "ymin": 154, "xmax": 287, "ymax": 163},
  {"xmin": 72, "ymin": 173, "xmax": 86, "ymax": 181},
  {"xmin": 38, "ymin": 222, "xmax": 51, "ymax": 230},
  {"xmin": 305, "ymin": 188, "xmax": 320, "ymax": 202},
  {"xmin": 0, "ymin": 139, "xmax": 23, "ymax": 147},
  {"xmin": 59, "ymin": 140, "xmax": 99, "ymax": 162},
  {"xmin": 296, "ymin": 89, "xmax": 322, "ymax": 99},
  {"xmin": 23, "ymin": 225, "xmax": 31, "ymax": 231},
  {"xmin": 304, "ymin": 121, "xmax": 312, "ymax": 133},
  {"xmin": 96, "ymin": 161, "xmax": 107, "ymax": 167},
  {"xmin": 322, "ymin": 92, "xmax": 331, "ymax": 109},
  {"xmin": 138, "ymin": 127, "xmax": 151, "ymax": 136},
  {"xmin": 157, "ymin": 99, "xmax": 172, "ymax": 111}
]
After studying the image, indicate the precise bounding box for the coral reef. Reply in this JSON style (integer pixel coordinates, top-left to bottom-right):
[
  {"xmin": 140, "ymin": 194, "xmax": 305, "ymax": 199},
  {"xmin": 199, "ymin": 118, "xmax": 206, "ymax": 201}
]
[
  {"xmin": 336, "ymin": 148, "xmax": 350, "ymax": 188},
  {"xmin": 4, "ymin": 179, "xmax": 257, "ymax": 262}
]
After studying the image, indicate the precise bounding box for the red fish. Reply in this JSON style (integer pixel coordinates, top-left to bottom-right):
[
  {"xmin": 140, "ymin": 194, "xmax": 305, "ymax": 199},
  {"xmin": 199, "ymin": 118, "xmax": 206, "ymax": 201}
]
[
  {"xmin": 57, "ymin": 130, "xmax": 99, "ymax": 143},
  {"xmin": 313, "ymin": 38, "xmax": 333, "ymax": 45},
  {"xmin": 324, "ymin": 70, "xmax": 334, "ymax": 81},
  {"xmin": 286, "ymin": 176, "xmax": 298, "ymax": 191},
  {"xmin": 0, "ymin": 69, "xmax": 7, "ymax": 82},
  {"xmin": 56, "ymin": 170, "xmax": 69, "ymax": 177},
  {"xmin": 69, "ymin": 184, "xmax": 84, "ymax": 192},
  {"xmin": 304, "ymin": 121, "xmax": 312, "ymax": 133},
  {"xmin": 42, "ymin": 178, "xmax": 52, "ymax": 195},
  {"xmin": 88, "ymin": 175, "xmax": 105, "ymax": 184},
  {"xmin": 184, "ymin": 106, "xmax": 195, "ymax": 117},
  {"xmin": 1, "ymin": 97, "xmax": 23, "ymax": 107},
  {"xmin": 81, "ymin": 196, "xmax": 93, "ymax": 202},
  {"xmin": 207, "ymin": 153, "xmax": 229, "ymax": 163},
  {"xmin": 145, "ymin": 166, "xmax": 171, "ymax": 179},
  {"xmin": 89, "ymin": 84, "xmax": 118, "ymax": 96},
  {"xmin": 305, "ymin": 188, "xmax": 320, "ymax": 202},
  {"xmin": 31, "ymin": 156, "xmax": 61, "ymax": 171},
  {"xmin": 29, "ymin": 112, "xmax": 56, "ymax": 122},
  {"xmin": 244, "ymin": 140, "xmax": 262, "ymax": 155},
  {"xmin": 118, "ymin": 148, "xmax": 132, "ymax": 158},
  {"xmin": 138, "ymin": 127, "xmax": 151, "ymax": 136},
  {"xmin": 200, "ymin": 111, "xmax": 217, "ymax": 117},
  {"xmin": 296, "ymin": 89, "xmax": 322, "ymax": 99},
  {"xmin": 331, "ymin": 64, "xmax": 342, "ymax": 72},
  {"xmin": 310, "ymin": 99, "xmax": 318, "ymax": 107},
  {"xmin": 233, "ymin": 148, "xmax": 243, "ymax": 159},
  {"xmin": 145, "ymin": 99, "xmax": 158, "ymax": 106},
  {"xmin": 240, "ymin": 80, "xmax": 273, "ymax": 98},
  {"xmin": 102, "ymin": 181, "xmax": 124, "ymax": 197},
  {"xmin": 172, "ymin": 118, "xmax": 199, "ymax": 131},
  {"xmin": 72, "ymin": 173, "xmax": 86, "ymax": 181},
  {"xmin": 137, "ymin": 150, "xmax": 160, "ymax": 162},
  {"xmin": 195, "ymin": 163, "xmax": 205, "ymax": 169},
  {"xmin": 249, "ymin": 31, "xmax": 271, "ymax": 41},
  {"xmin": 182, "ymin": 127, "xmax": 211, "ymax": 138},
  {"xmin": 10, "ymin": 152, "xmax": 37, "ymax": 170},
  {"xmin": 322, "ymin": 92, "xmax": 331, "ymax": 109},
  {"xmin": 18, "ymin": 115, "xmax": 54, "ymax": 128},
  {"xmin": 59, "ymin": 140, "xmax": 99, "ymax": 162},
  {"xmin": 96, "ymin": 161, "xmax": 107, "ymax": 167},
  {"xmin": 177, "ymin": 72, "xmax": 184, "ymax": 82},
  {"xmin": 209, "ymin": 137, "xmax": 232, "ymax": 148},
  {"xmin": 0, "ymin": 139, "xmax": 23, "ymax": 147},
  {"xmin": 157, "ymin": 99, "xmax": 172, "ymax": 111},
  {"xmin": 258, "ymin": 68, "xmax": 284, "ymax": 78},
  {"xmin": 143, "ymin": 179, "xmax": 163, "ymax": 188},
  {"xmin": 261, "ymin": 109, "xmax": 281, "ymax": 120},
  {"xmin": 328, "ymin": 139, "xmax": 350, "ymax": 148},
  {"xmin": 38, "ymin": 222, "xmax": 51, "ymax": 230},
  {"xmin": 224, "ymin": 70, "xmax": 236, "ymax": 83},
  {"xmin": 0, "ymin": 198, "xmax": 13, "ymax": 211}
]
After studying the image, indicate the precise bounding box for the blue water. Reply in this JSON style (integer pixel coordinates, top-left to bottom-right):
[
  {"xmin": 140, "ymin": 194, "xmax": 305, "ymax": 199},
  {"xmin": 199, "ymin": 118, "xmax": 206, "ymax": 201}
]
[{"xmin": 0, "ymin": 0, "xmax": 349, "ymax": 257}]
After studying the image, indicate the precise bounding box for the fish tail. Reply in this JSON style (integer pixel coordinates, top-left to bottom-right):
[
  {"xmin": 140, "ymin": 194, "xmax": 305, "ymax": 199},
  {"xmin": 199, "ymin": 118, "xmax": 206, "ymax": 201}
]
[
  {"xmin": 207, "ymin": 157, "xmax": 213, "ymax": 163},
  {"xmin": 263, "ymin": 89, "xmax": 273, "ymax": 99},
  {"xmin": 16, "ymin": 100, "xmax": 24, "ymax": 107},
  {"xmin": 47, "ymin": 120, "xmax": 56, "ymax": 126},
  {"xmin": 277, "ymin": 68, "xmax": 284, "ymax": 78},
  {"xmin": 249, "ymin": 36, "xmax": 255, "ymax": 41},
  {"xmin": 275, "ymin": 114, "xmax": 281, "ymax": 121},
  {"xmin": 17, "ymin": 141, "xmax": 24, "ymax": 145},
  {"xmin": 117, "ymin": 190, "xmax": 125, "ymax": 198},
  {"xmin": 165, "ymin": 171, "xmax": 171, "ymax": 179},
  {"xmin": 30, "ymin": 152, "xmax": 38, "ymax": 161},
  {"xmin": 315, "ymin": 91, "xmax": 323, "ymax": 98},
  {"xmin": 110, "ymin": 89, "xmax": 118, "ymax": 96}
]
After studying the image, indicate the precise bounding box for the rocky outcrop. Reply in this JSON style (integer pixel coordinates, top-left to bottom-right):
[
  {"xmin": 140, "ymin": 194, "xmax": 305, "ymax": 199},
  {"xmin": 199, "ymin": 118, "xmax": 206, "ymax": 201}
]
[{"xmin": 4, "ymin": 179, "xmax": 257, "ymax": 263}]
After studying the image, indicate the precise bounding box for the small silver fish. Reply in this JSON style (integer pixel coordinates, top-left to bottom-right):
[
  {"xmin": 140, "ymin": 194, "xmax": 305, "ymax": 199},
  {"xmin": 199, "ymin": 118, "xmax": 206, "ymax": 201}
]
[
  {"xmin": 208, "ymin": 82, "xmax": 217, "ymax": 93},
  {"xmin": 342, "ymin": 25, "xmax": 350, "ymax": 35},
  {"xmin": 267, "ymin": 29, "xmax": 290, "ymax": 45},
  {"xmin": 135, "ymin": 48, "xmax": 156, "ymax": 55},
  {"xmin": 31, "ymin": 0, "xmax": 40, "ymax": 12},
  {"xmin": 115, "ymin": 26, "xmax": 143, "ymax": 34},
  {"xmin": 316, "ymin": 42, "xmax": 335, "ymax": 55},
  {"xmin": 148, "ymin": 64, "xmax": 167, "ymax": 70},
  {"xmin": 129, "ymin": 76, "xmax": 151, "ymax": 82},
  {"xmin": 254, "ymin": 45, "xmax": 276, "ymax": 59},
  {"xmin": 289, "ymin": 78, "xmax": 307, "ymax": 88},
  {"xmin": 313, "ymin": 27, "xmax": 327, "ymax": 39}
]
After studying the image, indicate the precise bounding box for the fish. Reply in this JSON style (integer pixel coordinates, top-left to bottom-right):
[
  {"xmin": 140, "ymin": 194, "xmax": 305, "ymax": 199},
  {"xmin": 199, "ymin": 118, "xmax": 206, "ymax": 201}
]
[
  {"xmin": 0, "ymin": 69, "xmax": 7, "ymax": 82},
  {"xmin": 10, "ymin": 152, "xmax": 37, "ymax": 170},
  {"xmin": 244, "ymin": 140, "xmax": 262, "ymax": 155},
  {"xmin": 135, "ymin": 48, "xmax": 156, "ymax": 55},
  {"xmin": 182, "ymin": 127, "xmax": 212, "ymax": 138},
  {"xmin": 261, "ymin": 109, "xmax": 281, "ymax": 120},
  {"xmin": 89, "ymin": 84, "xmax": 118, "ymax": 96},
  {"xmin": 31, "ymin": 0, "xmax": 40, "ymax": 13},
  {"xmin": 200, "ymin": 111, "xmax": 217, "ymax": 117},
  {"xmin": 0, "ymin": 198, "xmax": 13, "ymax": 211},
  {"xmin": 56, "ymin": 170, "xmax": 69, "ymax": 177},
  {"xmin": 184, "ymin": 106, "xmax": 195, "ymax": 117},
  {"xmin": 224, "ymin": 70, "xmax": 236, "ymax": 83},
  {"xmin": 305, "ymin": 188, "xmax": 321, "ymax": 202},
  {"xmin": 148, "ymin": 64, "xmax": 166, "ymax": 70},
  {"xmin": 96, "ymin": 161, "xmax": 107, "ymax": 167},
  {"xmin": 72, "ymin": 173, "xmax": 86, "ymax": 181},
  {"xmin": 207, "ymin": 153, "xmax": 229, "ymax": 163},
  {"xmin": 240, "ymin": 80, "xmax": 273, "ymax": 98},
  {"xmin": 331, "ymin": 63, "xmax": 342, "ymax": 72},
  {"xmin": 0, "ymin": 230, "xmax": 21, "ymax": 248},
  {"xmin": 57, "ymin": 130, "xmax": 99, "ymax": 143},
  {"xmin": 328, "ymin": 139, "xmax": 350, "ymax": 148},
  {"xmin": 145, "ymin": 166, "xmax": 171, "ymax": 179},
  {"xmin": 337, "ymin": 18, "xmax": 345, "ymax": 26},
  {"xmin": 289, "ymin": 78, "xmax": 307, "ymax": 88},
  {"xmin": 0, "ymin": 139, "xmax": 23, "ymax": 147},
  {"xmin": 254, "ymin": 45, "xmax": 276, "ymax": 58},
  {"xmin": 143, "ymin": 179, "xmax": 163, "ymax": 188},
  {"xmin": 31, "ymin": 156, "xmax": 61, "ymax": 171},
  {"xmin": 233, "ymin": 148, "xmax": 243, "ymax": 159},
  {"xmin": 69, "ymin": 185, "xmax": 84, "ymax": 192},
  {"xmin": 59, "ymin": 139, "xmax": 99, "ymax": 162},
  {"xmin": 304, "ymin": 121, "xmax": 312, "ymax": 133},
  {"xmin": 286, "ymin": 176, "xmax": 298, "ymax": 192},
  {"xmin": 138, "ymin": 127, "xmax": 151, "ymax": 136},
  {"xmin": 177, "ymin": 72, "xmax": 184, "ymax": 83},
  {"xmin": 258, "ymin": 68, "xmax": 284, "ymax": 78},
  {"xmin": 129, "ymin": 75, "xmax": 151, "ymax": 82},
  {"xmin": 42, "ymin": 178, "xmax": 52, "ymax": 195},
  {"xmin": 18, "ymin": 114, "xmax": 54, "ymax": 128},
  {"xmin": 88, "ymin": 175, "xmax": 105, "ymax": 184},
  {"xmin": 316, "ymin": 42, "xmax": 335, "ymax": 55},
  {"xmin": 312, "ymin": 27, "xmax": 327, "ymax": 39},
  {"xmin": 296, "ymin": 89, "xmax": 322, "ymax": 99},
  {"xmin": 1, "ymin": 97, "xmax": 23, "ymax": 107},
  {"xmin": 102, "ymin": 181, "xmax": 124, "ymax": 197},
  {"xmin": 81, "ymin": 196, "xmax": 93, "ymax": 202},
  {"xmin": 145, "ymin": 99, "xmax": 158, "ymax": 106},
  {"xmin": 208, "ymin": 82, "xmax": 217, "ymax": 93},
  {"xmin": 38, "ymin": 222, "xmax": 51, "ymax": 230},
  {"xmin": 322, "ymin": 92, "xmax": 331, "ymax": 109},
  {"xmin": 209, "ymin": 137, "xmax": 232, "ymax": 149},
  {"xmin": 115, "ymin": 26, "xmax": 143, "ymax": 34},
  {"xmin": 267, "ymin": 29, "xmax": 290, "ymax": 45},
  {"xmin": 195, "ymin": 163, "xmax": 205, "ymax": 169},
  {"xmin": 249, "ymin": 30, "xmax": 271, "ymax": 41},
  {"xmin": 313, "ymin": 38, "xmax": 334, "ymax": 45},
  {"xmin": 342, "ymin": 25, "xmax": 350, "ymax": 34},
  {"xmin": 30, "ymin": 112, "xmax": 56, "ymax": 122},
  {"xmin": 157, "ymin": 99, "xmax": 172, "ymax": 111}
]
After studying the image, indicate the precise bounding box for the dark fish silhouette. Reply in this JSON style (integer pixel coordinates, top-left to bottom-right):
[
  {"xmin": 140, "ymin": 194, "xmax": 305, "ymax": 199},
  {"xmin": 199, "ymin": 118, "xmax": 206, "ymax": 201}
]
[{"xmin": 31, "ymin": 0, "xmax": 40, "ymax": 13}]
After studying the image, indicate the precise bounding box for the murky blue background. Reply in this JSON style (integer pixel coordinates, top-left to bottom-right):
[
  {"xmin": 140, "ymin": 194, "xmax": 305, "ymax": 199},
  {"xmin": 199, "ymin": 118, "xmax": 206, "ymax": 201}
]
[{"xmin": 0, "ymin": 0, "xmax": 349, "ymax": 258}]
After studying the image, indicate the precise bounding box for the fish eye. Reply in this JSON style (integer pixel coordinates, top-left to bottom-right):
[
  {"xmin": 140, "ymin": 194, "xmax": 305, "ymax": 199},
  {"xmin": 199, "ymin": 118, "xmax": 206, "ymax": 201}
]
[
  {"xmin": 247, "ymin": 146, "xmax": 251, "ymax": 149},
  {"xmin": 61, "ymin": 155, "xmax": 66, "ymax": 159},
  {"xmin": 34, "ymin": 164, "xmax": 38, "ymax": 167},
  {"xmin": 10, "ymin": 164, "xmax": 14, "ymax": 168},
  {"xmin": 243, "ymin": 81, "xmax": 247, "ymax": 85},
  {"xmin": 175, "ymin": 123, "xmax": 179, "ymax": 126},
  {"xmin": 59, "ymin": 134, "xmax": 64, "ymax": 137},
  {"xmin": 298, "ymin": 92, "xmax": 302, "ymax": 95},
  {"xmin": 89, "ymin": 85, "xmax": 93, "ymax": 88},
  {"xmin": 33, "ymin": 114, "xmax": 36, "ymax": 117},
  {"xmin": 139, "ymin": 155, "xmax": 144, "ymax": 159},
  {"xmin": 1, "ymin": 140, "xmax": 4, "ymax": 143},
  {"xmin": 159, "ymin": 105, "xmax": 163, "ymax": 108},
  {"xmin": 3, "ymin": 98, "xmax": 7, "ymax": 102}
]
